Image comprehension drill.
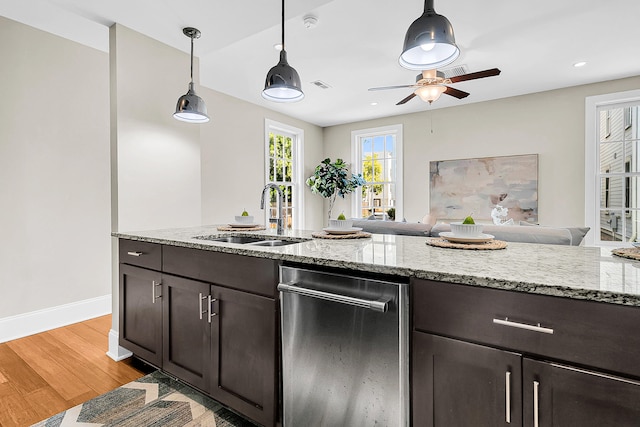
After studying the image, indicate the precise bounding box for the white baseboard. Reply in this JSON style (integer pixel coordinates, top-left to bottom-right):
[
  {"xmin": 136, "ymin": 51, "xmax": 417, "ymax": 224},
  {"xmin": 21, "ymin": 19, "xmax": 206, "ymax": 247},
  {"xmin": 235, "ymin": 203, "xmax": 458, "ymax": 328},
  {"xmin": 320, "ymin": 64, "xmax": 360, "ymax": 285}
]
[
  {"xmin": 106, "ymin": 329, "xmax": 133, "ymax": 361},
  {"xmin": 0, "ymin": 295, "xmax": 112, "ymax": 343}
]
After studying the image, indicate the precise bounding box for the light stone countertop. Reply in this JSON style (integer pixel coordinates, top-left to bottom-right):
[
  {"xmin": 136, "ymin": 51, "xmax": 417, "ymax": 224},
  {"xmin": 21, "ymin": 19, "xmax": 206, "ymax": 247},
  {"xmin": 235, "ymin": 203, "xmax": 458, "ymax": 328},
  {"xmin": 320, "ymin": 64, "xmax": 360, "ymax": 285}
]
[{"xmin": 113, "ymin": 225, "xmax": 640, "ymax": 307}]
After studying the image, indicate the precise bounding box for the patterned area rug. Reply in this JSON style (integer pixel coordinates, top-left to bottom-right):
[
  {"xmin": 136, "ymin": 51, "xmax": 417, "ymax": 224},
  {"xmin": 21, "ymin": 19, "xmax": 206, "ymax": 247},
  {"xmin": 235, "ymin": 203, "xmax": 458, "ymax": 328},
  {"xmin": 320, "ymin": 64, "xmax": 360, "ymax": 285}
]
[{"xmin": 31, "ymin": 371, "xmax": 258, "ymax": 427}]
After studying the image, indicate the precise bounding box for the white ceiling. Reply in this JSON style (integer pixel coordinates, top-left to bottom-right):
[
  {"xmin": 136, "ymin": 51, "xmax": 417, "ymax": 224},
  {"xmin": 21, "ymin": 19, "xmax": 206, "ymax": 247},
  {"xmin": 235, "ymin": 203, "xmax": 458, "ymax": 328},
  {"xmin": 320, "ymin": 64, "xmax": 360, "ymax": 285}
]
[{"xmin": 3, "ymin": 0, "xmax": 640, "ymax": 127}]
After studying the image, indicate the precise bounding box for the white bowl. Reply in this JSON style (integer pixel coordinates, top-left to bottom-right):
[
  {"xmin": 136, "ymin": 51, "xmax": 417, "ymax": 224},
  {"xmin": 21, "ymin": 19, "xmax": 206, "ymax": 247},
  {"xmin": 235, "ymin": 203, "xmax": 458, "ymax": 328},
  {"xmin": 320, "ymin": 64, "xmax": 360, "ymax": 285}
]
[
  {"xmin": 234, "ymin": 215, "xmax": 254, "ymax": 224},
  {"xmin": 328, "ymin": 219, "xmax": 353, "ymax": 229},
  {"xmin": 450, "ymin": 222, "xmax": 483, "ymax": 237}
]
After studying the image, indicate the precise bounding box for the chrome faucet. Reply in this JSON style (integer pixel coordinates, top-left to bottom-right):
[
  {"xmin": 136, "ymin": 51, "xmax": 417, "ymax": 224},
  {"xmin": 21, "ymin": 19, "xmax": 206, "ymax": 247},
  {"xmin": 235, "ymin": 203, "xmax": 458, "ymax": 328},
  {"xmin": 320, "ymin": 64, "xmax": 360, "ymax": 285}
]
[{"xmin": 260, "ymin": 184, "xmax": 285, "ymax": 235}]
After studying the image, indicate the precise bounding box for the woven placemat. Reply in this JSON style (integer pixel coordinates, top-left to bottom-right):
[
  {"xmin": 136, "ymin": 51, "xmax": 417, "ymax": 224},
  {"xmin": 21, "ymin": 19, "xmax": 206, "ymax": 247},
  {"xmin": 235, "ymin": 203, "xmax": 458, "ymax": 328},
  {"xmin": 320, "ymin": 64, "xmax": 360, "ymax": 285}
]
[
  {"xmin": 217, "ymin": 226, "xmax": 266, "ymax": 231},
  {"xmin": 311, "ymin": 231, "xmax": 372, "ymax": 239},
  {"xmin": 612, "ymin": 247, "xmax": 640, "ymax": 260},
  {"xmin": 426, "ymin": 237, "xmax": 508, "ymax": 250}
]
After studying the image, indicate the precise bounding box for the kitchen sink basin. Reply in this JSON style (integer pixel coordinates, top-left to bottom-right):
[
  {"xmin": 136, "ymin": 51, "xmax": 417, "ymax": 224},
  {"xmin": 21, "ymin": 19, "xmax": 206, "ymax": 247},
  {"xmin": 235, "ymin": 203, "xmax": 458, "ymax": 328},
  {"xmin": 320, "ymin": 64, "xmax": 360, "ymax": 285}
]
[
  {"xmin": 247, "ymin": 240, "xmax": 300, "ymax": 247},
  {"xmin": 204, "ymin": 236, "xmax": 264, "ymax": 244}
]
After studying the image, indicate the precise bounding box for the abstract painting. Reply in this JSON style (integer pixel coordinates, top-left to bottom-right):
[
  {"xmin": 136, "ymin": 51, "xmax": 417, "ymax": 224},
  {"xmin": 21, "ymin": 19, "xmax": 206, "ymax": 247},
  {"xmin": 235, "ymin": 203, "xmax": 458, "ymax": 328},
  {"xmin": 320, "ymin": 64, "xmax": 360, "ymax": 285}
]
[{"xmin": 429, "ymin": 154, "xmax": 538, "ymax": 222}]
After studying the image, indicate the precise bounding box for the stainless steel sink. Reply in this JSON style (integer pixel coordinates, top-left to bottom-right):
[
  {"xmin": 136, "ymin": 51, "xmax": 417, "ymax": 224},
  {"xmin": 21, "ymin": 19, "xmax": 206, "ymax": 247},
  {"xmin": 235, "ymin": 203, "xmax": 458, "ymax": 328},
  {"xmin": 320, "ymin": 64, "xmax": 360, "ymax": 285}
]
[
  {"xmin": 247, "ymin": 240, "xmax": 300, "ymax": 247},
  {"xmin": 203, "ymin": 236, "xmax": 264, "ymax": 244}
]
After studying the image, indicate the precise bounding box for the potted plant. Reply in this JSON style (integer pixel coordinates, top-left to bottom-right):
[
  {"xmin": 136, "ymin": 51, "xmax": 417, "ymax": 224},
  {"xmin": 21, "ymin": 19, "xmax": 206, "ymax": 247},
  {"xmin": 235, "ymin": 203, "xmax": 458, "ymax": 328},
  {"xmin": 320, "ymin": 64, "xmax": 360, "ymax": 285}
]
[{"xmin": 306, "ymin": 158, "xmax": 365, "ymax": 223}]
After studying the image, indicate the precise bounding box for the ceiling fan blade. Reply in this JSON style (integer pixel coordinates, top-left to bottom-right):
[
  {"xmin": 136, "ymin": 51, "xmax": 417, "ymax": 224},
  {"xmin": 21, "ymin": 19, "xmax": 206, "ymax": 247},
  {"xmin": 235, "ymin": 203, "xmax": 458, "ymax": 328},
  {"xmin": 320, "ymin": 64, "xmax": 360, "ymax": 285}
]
[
  {"xmin": 444, "ymin": 86, "xmax": 470, "ymax": 99},
  {"xmin": 449, "ymin": 68, "xmax": 501, "ymax": 83},
  {"xmin": 396, "ymin": 93, "xmax": 417, "ymax": 105},
  {"xmin": 369, "ymin": 84, "xmax": 417, "ymax": 91}
]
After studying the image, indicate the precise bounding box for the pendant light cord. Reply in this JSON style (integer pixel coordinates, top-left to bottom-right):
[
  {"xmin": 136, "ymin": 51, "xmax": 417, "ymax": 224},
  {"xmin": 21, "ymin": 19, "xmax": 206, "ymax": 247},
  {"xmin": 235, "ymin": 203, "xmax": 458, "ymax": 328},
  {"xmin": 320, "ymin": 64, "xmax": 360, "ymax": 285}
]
[
  {"xmin": 190, "ymin": 35, "xmax": 194, "ymax": 84},
  {"xmin": 281, "ymin": 0, "xmax": 285, "ymax": 51}
]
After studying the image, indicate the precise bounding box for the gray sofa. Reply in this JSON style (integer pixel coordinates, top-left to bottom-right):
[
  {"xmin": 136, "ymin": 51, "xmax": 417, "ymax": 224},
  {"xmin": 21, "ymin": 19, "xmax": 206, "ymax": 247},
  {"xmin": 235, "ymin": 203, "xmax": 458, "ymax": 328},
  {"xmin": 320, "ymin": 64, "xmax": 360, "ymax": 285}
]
[{"xmin": 352, "ymin": 220, "xmax": 589, "ymax": 246}]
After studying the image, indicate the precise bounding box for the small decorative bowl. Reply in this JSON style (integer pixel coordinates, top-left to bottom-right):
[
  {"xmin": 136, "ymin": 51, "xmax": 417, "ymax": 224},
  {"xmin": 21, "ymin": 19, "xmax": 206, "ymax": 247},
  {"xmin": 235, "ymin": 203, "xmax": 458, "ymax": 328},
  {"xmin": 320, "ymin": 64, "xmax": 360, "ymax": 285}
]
[
  {"xmin": 328, "ymin": 219, "xmax": 353, "ymax": 229},
  {"xmin": 450, "ymin": 222, "xmax": 483, "ymax": 237},
  {"xmin": 234, "ymin": 215, "xmax": 254, "ymax": 224}
]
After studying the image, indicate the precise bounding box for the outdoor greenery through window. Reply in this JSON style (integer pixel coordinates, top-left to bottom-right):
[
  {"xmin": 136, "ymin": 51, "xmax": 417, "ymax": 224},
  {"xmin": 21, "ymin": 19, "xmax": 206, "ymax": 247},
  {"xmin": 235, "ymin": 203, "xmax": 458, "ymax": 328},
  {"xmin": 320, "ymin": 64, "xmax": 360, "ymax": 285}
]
[
  {"xmin": 598, "ymin": 105, "xmax": 640, "ymax": 242},
  {"xmin": 265, "ymin": 120, "xmax": 303, "ymax": 230},
  {"xmin": 351, "ymin": 125, "xmax": 403, "ymax": 220}
]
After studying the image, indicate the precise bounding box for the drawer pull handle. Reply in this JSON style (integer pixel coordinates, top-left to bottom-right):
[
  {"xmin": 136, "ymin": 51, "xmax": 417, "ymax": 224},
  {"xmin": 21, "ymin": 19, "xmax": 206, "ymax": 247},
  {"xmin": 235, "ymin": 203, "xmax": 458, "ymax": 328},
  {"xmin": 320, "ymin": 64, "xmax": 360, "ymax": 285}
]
[
  {"xmin": 127, "ymin": 251, "xmax": 143, "ymax": 257},
  {"xmin": 533, "ymin": 380, "xmax": 540, "ymax": 427},
  {"xmin": 505, "ymin": 371, "xmax": 511, "ymax": 423},
  {"xmin": 493, "ymin": 317, "xmax": 554, "ymax": 334}
]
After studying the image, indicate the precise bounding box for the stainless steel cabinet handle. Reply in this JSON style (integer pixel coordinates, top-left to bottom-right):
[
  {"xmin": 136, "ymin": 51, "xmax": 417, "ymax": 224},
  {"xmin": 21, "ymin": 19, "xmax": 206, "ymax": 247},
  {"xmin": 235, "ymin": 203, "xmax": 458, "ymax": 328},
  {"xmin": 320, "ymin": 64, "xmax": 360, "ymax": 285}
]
[
  {"xmin": 199, "ymin": 293, "xmax": 208, "ymax": 320},
  {"xmin": 505, "ymin": 371, "xmax": 511, "ymax": 423},
  {"xmin": 127, "ymin": 251, "xmax": 143, "ymax": 257},
  {"xmin": 207, "ymin": 295, "xmax": 218, "ymax": 322},
  {"xmin": 493, "ymin": 317, "xmax": 554, "ymax": 334},
  {"xmin": 533, "ymin": 380, "xmax": 540, "ymax": 427},
  {"xmin": 278, "ymin": 282, "xmax": 390, "ymax": 313},
  {"xmin": 151, "ymin": 280, "xmax": 161, "ymax": 303}
]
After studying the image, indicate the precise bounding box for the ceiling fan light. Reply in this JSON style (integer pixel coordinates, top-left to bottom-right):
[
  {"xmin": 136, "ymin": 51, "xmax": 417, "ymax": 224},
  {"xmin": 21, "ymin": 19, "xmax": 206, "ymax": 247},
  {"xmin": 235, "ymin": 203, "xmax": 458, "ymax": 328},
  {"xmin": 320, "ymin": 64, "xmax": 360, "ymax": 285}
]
[
  {"xmin": 415, "ymin": 84, "xmax": 447, "ymax": 103},
  {"xmin": 399, "ymin": 2, "xmax": 460, "ymax": 70},
  {"xmin": 174, "ymin": 82, "xmax": 210, "ymax": 123},
  {"xmin": 262, "ymin": 50, "xmax": 305, "ymax": 103}
]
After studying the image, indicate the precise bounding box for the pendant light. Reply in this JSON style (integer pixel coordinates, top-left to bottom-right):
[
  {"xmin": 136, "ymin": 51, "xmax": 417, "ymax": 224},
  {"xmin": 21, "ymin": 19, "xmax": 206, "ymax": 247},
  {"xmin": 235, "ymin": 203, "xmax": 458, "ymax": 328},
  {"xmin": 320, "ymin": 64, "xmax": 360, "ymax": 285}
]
[
  {"xmin": 262, "ymin": 0, "xmax": 304, "ymax": 103},
  {"xmin": 399, "ymin": 0, "xmax": 460, "ymax": 71},
  {"xmin": 174, "ymin": 27, "xmax": 210, "ymax": 123}
]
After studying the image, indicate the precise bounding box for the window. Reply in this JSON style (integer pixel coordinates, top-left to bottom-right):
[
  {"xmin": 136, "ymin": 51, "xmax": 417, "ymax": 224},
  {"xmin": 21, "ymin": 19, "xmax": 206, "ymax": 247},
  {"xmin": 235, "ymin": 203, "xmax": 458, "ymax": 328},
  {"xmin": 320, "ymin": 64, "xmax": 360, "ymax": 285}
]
[
  {"xmin": 351, "ymin": 125, "xmax": 403, "ymax": 220},
  {"xmin": 265, "ymin": 120, "xmax": 304, "ymax": 230},
  {"xmin": 585, "ymin": 90, "xmax": 640, "ymax": 245}
]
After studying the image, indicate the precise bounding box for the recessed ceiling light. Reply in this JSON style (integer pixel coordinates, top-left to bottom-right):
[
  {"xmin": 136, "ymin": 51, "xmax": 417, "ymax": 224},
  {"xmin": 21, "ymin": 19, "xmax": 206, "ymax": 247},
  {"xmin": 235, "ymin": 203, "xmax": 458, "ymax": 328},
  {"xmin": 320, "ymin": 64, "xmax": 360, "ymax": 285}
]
[
  {"xmin": 371, "ymin": 102, "xmax": 378, "ymax": 106},
  {"xmin": 573, "ymin": 61, "xmax": 587, "ymax": 68},
  {"xmin": 273, "ymin": 43, "xmax": 283, "ymax": 51}
]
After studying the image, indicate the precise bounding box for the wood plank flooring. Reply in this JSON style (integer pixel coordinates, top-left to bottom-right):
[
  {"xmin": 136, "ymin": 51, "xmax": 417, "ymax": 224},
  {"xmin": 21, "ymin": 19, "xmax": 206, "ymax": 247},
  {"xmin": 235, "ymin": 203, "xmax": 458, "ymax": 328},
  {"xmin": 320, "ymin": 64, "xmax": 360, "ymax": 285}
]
[{"xmin": 0, "ymin": 315, "xmax": 152, "ymax": 427}]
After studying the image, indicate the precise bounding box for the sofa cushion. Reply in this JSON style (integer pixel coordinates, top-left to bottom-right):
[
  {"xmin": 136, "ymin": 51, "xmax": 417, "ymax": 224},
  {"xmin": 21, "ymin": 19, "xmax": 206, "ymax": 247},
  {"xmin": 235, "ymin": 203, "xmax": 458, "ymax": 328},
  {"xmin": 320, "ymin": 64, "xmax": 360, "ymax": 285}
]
[
  {"xmin": 352, "ymin": 220, "xmax": 432, "ymax": 236},
  {"xmin": 430, "ymin": 223, "xmax": 573, "ymax": 245},
  {"xmin": 519, "ymin": 221, "xmax": 590, "ymax": 246}
]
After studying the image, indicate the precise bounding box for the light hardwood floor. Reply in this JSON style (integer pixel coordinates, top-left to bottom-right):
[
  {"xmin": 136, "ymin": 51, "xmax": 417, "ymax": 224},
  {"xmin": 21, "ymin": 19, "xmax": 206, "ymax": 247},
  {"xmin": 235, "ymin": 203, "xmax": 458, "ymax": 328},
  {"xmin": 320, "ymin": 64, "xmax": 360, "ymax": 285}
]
[{"xmin": 0, "ymin": 315, "xmax": 151, "ymax": 427}]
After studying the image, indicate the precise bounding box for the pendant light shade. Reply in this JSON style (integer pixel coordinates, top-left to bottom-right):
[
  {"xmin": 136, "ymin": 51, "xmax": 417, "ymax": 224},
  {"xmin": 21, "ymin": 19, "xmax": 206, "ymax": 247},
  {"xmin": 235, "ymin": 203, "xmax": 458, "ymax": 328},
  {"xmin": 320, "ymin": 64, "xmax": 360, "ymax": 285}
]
[
  {"xmin": 262, "ymin": 0, "xmax": 304, "ymax": 103},
  {"xmin": 174, "ymin": 27, "xmax": 210, "ymax": 123},
  {"xmin": 399, "ymin": 0, "xmax": 460, "ymax": 71}
]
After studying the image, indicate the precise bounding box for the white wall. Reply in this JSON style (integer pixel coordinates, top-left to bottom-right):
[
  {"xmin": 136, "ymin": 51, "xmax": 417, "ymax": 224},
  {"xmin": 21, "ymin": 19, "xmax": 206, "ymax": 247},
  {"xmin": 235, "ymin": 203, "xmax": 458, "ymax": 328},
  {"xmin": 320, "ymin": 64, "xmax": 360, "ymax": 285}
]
[
  {"xmin": 199, "ymin": 88, "xmax": 325, "ymax": 231},
  {"xmin": 111, "ymin": 24, "xmax": 202, "ymax": 233},
  {"xmin": 324, "ymin": 75, "xmax": 640, "ymax": 226},
  {"xmin": 0, "ymin": 17, "xmax": 111, "ymax": 325}
]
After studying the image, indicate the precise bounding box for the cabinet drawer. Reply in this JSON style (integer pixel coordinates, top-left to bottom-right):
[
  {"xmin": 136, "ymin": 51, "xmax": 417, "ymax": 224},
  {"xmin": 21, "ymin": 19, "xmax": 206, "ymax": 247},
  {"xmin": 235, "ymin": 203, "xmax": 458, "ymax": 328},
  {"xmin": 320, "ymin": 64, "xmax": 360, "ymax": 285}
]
[
  {"xmin": 119, "ymin": 239, "xmax": 162, "ymax": 271},
  {"xmin": 413, "ymin": 279, "xmax": 640, "ymax": 379},
  {"xmin": 162, "ymin": 245, "xmax": 278, "ymax": 297}
]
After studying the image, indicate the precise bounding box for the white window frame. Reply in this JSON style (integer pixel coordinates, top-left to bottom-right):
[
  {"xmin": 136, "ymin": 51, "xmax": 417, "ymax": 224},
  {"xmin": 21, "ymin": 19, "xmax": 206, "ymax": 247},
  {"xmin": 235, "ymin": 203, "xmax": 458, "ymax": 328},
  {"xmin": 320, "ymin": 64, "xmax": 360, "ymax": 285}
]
[
  {"xmin": 585, "ymin": 89, "xmax": 640, "ymax": 246},
  {"xmin": 264, "ymin": 119, "xmax": 304, "ymax": 230},
  {"xmin": 351, "ymin": 124, "xmax": 403, "ymax": 221}
]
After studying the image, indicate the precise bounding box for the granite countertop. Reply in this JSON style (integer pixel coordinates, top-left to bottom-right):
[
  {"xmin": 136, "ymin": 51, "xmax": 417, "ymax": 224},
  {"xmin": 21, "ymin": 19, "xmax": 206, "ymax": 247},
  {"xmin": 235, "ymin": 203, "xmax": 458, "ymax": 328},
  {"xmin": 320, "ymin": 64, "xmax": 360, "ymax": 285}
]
[{"xmin": 113, "ymin": 225, "xmax": 640, "ymax": 307}]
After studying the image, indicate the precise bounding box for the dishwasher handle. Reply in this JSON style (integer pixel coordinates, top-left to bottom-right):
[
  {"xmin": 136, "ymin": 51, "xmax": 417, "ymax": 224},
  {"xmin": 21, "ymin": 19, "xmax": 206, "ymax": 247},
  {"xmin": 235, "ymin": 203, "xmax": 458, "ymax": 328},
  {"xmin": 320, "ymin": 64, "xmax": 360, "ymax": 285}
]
[{"xmin": 278, "ymin": 282, "xmax": 391, "ymax": 313}]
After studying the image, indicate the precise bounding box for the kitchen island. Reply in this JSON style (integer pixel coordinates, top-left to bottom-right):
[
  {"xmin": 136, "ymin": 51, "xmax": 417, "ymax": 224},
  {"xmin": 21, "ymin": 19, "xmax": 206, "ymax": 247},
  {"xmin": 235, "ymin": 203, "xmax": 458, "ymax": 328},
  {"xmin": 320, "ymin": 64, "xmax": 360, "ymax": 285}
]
[{"xmin": 113, "ymin": 225, "xmax": 640, "ymax": 427}]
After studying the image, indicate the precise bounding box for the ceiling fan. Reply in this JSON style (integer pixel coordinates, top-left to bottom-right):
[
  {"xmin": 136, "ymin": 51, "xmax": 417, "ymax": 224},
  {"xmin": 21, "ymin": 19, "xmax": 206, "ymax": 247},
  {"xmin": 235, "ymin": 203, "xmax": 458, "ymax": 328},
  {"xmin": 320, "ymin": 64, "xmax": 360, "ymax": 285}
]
[{"xmin": 368, "ymin": 68, "xmax": 501, "ymax": 105}]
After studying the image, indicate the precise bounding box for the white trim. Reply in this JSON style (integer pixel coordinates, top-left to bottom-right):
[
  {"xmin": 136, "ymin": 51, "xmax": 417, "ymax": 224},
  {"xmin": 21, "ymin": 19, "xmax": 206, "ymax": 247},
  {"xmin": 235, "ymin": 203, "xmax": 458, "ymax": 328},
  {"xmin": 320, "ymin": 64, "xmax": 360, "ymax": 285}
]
[
  {"xmin": 264, "ymin": 119, "xmax": 305, "ymax": 230},
  {"xmin": 0, "ymin": 295, "xmax": 111, "ymax": 343},
  {"xmin": 351, "ymin": 124, "xmax": 404, "ymax": 220},
  {"xmin": 585, "ymin": 89, "xmax": 640, "ymax": 246},
  {"xmin": 107, "ymin": 329, "xmax": 133, "ymax": 361}
]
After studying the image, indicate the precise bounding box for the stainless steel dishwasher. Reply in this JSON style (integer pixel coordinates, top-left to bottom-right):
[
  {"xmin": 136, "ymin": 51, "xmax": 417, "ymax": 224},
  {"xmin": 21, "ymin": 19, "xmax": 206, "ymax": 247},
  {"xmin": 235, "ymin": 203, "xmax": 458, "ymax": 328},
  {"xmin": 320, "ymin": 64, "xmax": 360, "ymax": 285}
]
[{"xmin": 278, "ymin": 265, "xmax": 409, "ymax": 427}]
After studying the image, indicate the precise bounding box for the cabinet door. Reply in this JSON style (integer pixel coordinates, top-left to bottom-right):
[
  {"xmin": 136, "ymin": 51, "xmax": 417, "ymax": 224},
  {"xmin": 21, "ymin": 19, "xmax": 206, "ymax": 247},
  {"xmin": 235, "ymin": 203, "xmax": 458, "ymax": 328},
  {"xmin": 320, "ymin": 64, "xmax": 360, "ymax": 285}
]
[
  {"xmin": 209, "ymin": 285, "xmax": 277, "ymax": 427},
  {"xmin": 162, "ymin": 274, "xmax": 211, "ymax": 392},
  {"xmin": 413, "ymin": 332, "xmax": 522, "ymax": 427},
  {"xmin": 523, "ymin": 358, "xmax": 640, "ymax": 427},
  {"xmin": 119, "ymin": 264, "xmax": 163, "ymax": 367}
]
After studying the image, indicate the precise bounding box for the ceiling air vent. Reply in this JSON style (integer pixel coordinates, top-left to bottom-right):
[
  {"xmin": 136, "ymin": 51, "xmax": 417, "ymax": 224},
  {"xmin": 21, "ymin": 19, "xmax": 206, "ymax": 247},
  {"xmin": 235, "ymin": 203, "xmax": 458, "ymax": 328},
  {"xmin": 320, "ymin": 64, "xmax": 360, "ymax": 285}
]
[
  {"xmin": 311, "ymin": 80, "xmax": 332, "ymax": 89},
  {"xmin": 441, "ymin": 64, "xmax": 469, "ymax": 79}
]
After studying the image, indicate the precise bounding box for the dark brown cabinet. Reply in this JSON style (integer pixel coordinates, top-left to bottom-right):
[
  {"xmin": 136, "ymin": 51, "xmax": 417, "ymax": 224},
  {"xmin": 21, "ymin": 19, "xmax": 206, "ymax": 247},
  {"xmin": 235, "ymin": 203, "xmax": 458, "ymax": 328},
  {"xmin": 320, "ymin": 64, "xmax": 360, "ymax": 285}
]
[
  {"xmin": 118, "ymin": 239, "xmax": 279, "ymax": 427},
  {"xmin": 413, "ymin": 332, "xmax": 522, "ymax": 427},
  {"xmin": 412, "ymin": 278, "xmax": 640, "ymax": 427},
  {"xmin": 162, "ymin": 274, "xmax": 211, "ymax": 391},
  {"xmin": 119, "ymin": 264, "xmax": 163, "ymax": 367},
  {"xmin": 523, "ymin": 359, "xmax": 640, "ymax": 427}
]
